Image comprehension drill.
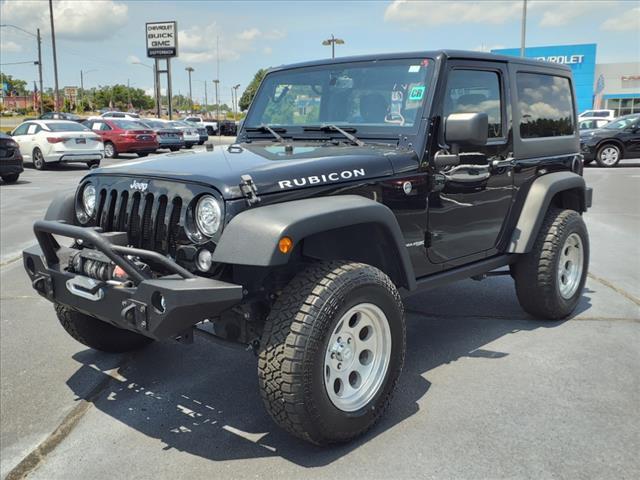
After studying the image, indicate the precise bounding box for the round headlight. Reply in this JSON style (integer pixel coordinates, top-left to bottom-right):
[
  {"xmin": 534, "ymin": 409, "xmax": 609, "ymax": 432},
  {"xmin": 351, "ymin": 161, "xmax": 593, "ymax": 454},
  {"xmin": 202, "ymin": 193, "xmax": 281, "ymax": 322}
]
[
  {"xmin": 195, "ymin": 195, "xmax": 221, "ymax": 236},
  {"xmin": 82, "ymin": 183, "xmax": 96, "ymax": 216}
]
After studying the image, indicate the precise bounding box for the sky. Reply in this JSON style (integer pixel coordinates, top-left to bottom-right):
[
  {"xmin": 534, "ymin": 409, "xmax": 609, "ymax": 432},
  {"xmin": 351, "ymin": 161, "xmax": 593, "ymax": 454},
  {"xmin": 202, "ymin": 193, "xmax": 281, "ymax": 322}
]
[{"xmin": 1, "ymin": 0, "xmax": 638, "ymax": 106}]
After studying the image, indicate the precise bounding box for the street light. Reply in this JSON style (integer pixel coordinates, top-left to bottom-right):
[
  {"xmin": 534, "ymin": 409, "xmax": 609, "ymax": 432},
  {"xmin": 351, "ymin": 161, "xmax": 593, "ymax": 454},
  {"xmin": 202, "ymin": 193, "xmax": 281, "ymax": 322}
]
[
  {"xmin": 213, "ymin": 79, "xmax": 220, "ymax": 123},
  {"xmin": 232, "ymin": 83, "xmax": 240, "ymax": 118},
  {"xmin": 132, "ymin": 61, "xmax": 159, "ymax": 117},
  {"xmin": 322, "ymin": 34, "xmax": 344, "ymax": 59},
  {"xmin": 1, "ymin": 24, "xmax": 44, "ymax": 114},
  {"xmin": 185, "ymin": 66, "xmax": 194, "ymax": 112},
  {"xmin": 79, "ymin": 69, "xmax": 97, "ymax": 112}
]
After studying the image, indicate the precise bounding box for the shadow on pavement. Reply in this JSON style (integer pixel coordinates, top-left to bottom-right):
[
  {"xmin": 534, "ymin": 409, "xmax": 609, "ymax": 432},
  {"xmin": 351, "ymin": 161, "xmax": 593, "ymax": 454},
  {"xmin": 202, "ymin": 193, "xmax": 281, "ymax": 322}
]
[{"xmin": 65, "ymin": 276, "xmax": 591, "ymax": 467}]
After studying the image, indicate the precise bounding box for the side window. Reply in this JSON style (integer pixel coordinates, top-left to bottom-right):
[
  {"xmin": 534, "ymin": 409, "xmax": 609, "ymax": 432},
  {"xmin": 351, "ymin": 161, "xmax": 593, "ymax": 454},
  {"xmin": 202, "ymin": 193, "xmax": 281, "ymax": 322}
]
[
  {"xmin": 516, "ymin": 73, "xmax": 574, "ymax": 138},
  {"xmin": 443, "ymin": 69, "xmax": 503, "ymax": 138},
  {"xmin": 100, "ymin": 123, "xmax": 112, "ymax": 131},
  {"xmin": 27, "ymin": 124, "xmax": 39, "ymax": 134},
  {"xmin": 12, "ymin": 124, "xmax": 30, "ymax": 136}
]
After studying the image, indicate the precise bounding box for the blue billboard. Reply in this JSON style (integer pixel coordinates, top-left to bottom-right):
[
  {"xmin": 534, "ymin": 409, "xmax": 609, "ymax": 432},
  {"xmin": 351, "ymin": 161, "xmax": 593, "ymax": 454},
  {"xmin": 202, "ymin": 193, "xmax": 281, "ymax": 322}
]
[{"xmin": 492, "ymin": 44, "xmax": 597, "ymax": 114}]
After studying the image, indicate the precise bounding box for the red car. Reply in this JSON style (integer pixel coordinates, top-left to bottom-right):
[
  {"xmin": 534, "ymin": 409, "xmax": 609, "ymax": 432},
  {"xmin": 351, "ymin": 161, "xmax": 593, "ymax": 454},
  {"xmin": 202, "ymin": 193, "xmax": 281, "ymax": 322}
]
[{"xmin": 83, "ymin": 118, "xmax": 158, "ymax": 158}]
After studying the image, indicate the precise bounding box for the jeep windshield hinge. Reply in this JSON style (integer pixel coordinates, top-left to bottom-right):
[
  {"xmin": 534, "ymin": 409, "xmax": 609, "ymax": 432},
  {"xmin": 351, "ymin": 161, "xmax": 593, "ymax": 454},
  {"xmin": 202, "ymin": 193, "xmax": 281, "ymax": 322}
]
[{"xmin": 239, "ymin": 174, "xmax": 261, "ymax": 206}]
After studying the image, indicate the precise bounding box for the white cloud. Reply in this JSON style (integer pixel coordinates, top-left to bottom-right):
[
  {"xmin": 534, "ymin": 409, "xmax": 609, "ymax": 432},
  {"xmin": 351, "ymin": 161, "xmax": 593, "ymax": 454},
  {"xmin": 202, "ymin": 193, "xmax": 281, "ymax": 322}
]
[
  {"xmin": 263, "ymin": 46, "xmax": 273, "ymax": 55},
  {"xmin": 534, "ymin": 0, "xmax": 615, "ymax": 27},
  {"xmin": 0, "ymin": 40, "xmax": 23, "ymax": 53},
  {"xmin": 473, "ymin": 44, "xmax": 505, "ymax": 52},
  {"xmin": 263, "ymin": 29, "xmax": 286, "ymax": 40},
  {"xmin": 0, "ymin": 0, "xmax": 128, "ymax": 41},
  {"xmin": 127, "ymin": 55, "xmax": 141, "ymax": 64},
  {"xmin": 601, "ymin": 7, "xmax": 640, "ymax": 31},
  {"xmin": 237, "ymin": 28, "xmax": 261, "ymax": 41},
  {"xmin": 384, "ymin": 0, "xmax": 522, "ymax": 26}
]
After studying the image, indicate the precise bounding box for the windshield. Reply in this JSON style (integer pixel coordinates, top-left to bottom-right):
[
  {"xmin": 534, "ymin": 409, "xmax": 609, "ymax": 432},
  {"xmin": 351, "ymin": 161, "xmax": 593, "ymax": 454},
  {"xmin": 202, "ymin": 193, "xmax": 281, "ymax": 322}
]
[
  {"xmin": 141, "ymin": 120, "xmax": 164, "ymax": 129},
  {"xmin": 112, "ymin": 120, "xmax": 147, "ymax": 130},
  {"xmin": 604, "ymin": 116, "xmax": 638, "ymax": 129},
  {"xmin": 244, "ymin": 58, "xmax": 435, "ymax": 136},
  {"xmin": 45, "ymin": 122, "xmax": 90, "ymax": 132}
]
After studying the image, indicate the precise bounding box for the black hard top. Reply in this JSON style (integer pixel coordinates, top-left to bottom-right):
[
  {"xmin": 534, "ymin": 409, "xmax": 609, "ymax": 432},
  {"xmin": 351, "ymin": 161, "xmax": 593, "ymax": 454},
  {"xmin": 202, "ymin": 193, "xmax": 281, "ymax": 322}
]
[{"xmin": 269, "ymin": 50, "xmax": 572, "ymax": 73}]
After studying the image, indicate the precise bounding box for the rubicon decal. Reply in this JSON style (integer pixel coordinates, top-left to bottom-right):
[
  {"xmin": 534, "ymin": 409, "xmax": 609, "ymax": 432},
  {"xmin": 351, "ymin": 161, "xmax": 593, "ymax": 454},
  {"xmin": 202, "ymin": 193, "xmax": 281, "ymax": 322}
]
[{"xmin": 278, "ymin": 168, "xmax": 366, "ymax": 189}]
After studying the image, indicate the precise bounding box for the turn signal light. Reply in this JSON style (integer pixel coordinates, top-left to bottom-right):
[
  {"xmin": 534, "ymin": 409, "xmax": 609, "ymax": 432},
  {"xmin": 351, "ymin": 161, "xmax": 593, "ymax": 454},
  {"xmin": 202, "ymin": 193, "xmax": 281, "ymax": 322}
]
[{"xmin": 278, "ymin": 236, "xmax": 293, "ymax": 254}]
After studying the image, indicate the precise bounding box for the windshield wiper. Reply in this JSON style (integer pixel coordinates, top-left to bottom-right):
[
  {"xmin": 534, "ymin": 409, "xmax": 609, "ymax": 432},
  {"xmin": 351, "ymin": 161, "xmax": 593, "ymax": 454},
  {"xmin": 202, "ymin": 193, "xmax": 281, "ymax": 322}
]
[
  {"xmin": 304, "ymin": 124, "xmax": 364, "ymax": 146},
  {"xmin": 245, "ymin": 124, "xmax": 288, "ymax": 144}
]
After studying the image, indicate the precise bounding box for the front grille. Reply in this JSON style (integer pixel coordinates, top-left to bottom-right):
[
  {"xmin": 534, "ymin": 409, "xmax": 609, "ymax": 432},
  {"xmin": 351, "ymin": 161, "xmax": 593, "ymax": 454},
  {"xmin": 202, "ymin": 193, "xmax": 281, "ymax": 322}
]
[{"xmin": 95, "ymin": 187, "xmax": 184, "ymax": 255}]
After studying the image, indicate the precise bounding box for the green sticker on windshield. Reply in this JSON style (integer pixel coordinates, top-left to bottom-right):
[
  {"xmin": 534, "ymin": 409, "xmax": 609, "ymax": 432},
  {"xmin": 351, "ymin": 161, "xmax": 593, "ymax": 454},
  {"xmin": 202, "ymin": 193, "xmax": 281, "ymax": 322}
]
[{"xmin": 409, "ymin": 86, "xmax": 425, "ymax": 101}]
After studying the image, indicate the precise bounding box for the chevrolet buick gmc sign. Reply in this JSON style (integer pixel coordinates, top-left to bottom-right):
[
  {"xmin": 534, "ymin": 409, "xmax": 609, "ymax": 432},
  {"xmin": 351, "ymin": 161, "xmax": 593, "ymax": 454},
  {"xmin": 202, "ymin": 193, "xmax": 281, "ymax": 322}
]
[{"xmin": 146, "ymin": 21, "xmax": 177, "ymax": 58}]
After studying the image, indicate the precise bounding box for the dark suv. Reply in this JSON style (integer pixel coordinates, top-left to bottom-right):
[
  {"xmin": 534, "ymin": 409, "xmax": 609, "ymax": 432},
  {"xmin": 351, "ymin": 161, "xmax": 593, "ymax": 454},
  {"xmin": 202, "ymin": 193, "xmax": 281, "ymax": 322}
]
[
  {"xmin": 23, "ymin": 51, "xmax": 592, "ymax": 445},
  {"xmin": 580, "ymin": 113, "xmax": 640, "ymax": 167}
]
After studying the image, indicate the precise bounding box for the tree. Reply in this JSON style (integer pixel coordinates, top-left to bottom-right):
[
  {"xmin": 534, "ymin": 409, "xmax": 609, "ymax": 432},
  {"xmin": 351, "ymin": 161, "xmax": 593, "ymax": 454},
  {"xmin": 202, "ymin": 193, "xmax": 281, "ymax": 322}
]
[
  {"xmin": 1, "ymin": 73, "xmax": 28, "ymax": 96},
  {"xmin": 239, "ymin": 68, "xmax": 267, "ymax": 111},
  {"xmin": 91, "ymin": 84, "xmax": 154, "ymax": 110}
]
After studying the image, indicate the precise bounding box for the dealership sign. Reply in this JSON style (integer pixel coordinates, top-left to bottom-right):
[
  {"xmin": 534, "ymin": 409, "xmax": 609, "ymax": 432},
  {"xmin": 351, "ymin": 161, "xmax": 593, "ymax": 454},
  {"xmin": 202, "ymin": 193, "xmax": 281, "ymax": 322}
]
[
  {"xmin": 146, "ymin": 21, "xmax": 177, "ymax": 58},
  {"xmin": 535, "ymin": 55, "xmax": 584, "ymax": 65}
]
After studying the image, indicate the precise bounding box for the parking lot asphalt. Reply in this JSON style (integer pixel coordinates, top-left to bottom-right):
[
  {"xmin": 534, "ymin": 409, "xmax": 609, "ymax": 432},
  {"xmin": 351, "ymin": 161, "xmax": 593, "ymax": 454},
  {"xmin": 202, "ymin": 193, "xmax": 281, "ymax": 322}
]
[{"xmin": 1, "ymin": 154, "xmax": 638, "ymax": 480}]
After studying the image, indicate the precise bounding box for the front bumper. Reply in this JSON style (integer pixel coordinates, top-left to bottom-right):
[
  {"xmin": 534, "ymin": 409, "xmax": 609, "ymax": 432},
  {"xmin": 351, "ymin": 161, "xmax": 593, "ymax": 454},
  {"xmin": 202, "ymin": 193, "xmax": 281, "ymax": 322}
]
[
  {"xmin": 23, "ymin": 221, "xmax": 244, "ymax": 340},
  {"xmin": 580, "ymin": 141, "xmax": 597, "ymax": 161}
]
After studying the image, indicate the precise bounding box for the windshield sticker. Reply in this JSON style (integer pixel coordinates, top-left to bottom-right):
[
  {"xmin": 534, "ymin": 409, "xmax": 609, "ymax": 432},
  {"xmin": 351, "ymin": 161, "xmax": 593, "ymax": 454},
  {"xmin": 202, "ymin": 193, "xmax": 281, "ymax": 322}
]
[
  {"xmin": 409, "ymin": 86, "xmax": 425, "ymax": 101},
  {"xmin": 408, "ymin": 65, "xmax": 421, "ymax": 73}
]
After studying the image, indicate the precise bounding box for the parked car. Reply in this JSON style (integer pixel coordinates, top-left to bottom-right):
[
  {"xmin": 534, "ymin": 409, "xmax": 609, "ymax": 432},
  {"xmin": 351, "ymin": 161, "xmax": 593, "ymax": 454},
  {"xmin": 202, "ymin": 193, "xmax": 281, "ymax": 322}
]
[
  {"xmin": 195, "ymin": 126, "xmax": 208, "ymax": 145},
  {"xmin": 83, "ymin": 118, "xmax": 158, "ymax": 158},
  {"xmin": 139, "ymin": 119, "xmax": 185, "ymax": 151},
  {"xmin": 579, "ymin": 117, "xmax": 610, "ymax": 130},
  {"xmin": 580, "ymin": 113, "xmax": 640, "ymax": 167},
  {"xmin": 100, "ymin": 111, "xmax": 141, "ymax": 120},
  {"xmin": 25, "ymin": 50, "xmax": 592, "ymax": 445},
  {"xmin": 578, "ymin": 109, "xmax": 615, "ymax": 121},
  {"xmin": 0, "ymin": 131, "xmax": 24, "ymax": 183},
  {"xmin": 39, "ymin": 112, "xmax": 84, "ymax": 122},
  {"xmin": 183, "ymin": 116, "xmax": 218, "ymax": 135},
  {"xmin": 166, "ymin": 120, "xmax": 199, "ymax": 148},
  {"xmin": 217, "ymin": 120, "xmax": 238, "ymax": 136},
  {"xmin": 10, "ymin": 120, "xmax": 103, "ymax": 170}
]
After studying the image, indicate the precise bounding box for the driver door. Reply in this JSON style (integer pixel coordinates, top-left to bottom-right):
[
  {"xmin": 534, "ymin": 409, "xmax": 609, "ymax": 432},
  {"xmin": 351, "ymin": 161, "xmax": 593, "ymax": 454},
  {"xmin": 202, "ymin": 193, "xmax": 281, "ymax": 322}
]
[{"xmin": 427, "ymin": 61, "xmax": 515, "ymax": 265}]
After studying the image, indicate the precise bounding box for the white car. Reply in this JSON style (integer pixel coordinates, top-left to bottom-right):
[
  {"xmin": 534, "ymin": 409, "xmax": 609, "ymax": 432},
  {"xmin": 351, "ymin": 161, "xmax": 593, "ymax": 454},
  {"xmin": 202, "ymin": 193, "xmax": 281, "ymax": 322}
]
[
  {"xmin": 183, "ymin": 116, "xmax": 218, "ymax": 134},
  {"xmin": 100, "ymin": 111, "xmax": 141, "ymax": 120},
  {"xmin": 10, "ymin": 120, "xmax": 104, "ymax": 170},
  {"xmin": 578, "ymin": 109, "xmax": 615, "ymax": 121},
  {"xmin": 578, "ymin": 117, "xmax": 610, "ymax": 130},
  {"xmin": 166, "ymin": 120, "xmax": 200, "ymax": 148}
]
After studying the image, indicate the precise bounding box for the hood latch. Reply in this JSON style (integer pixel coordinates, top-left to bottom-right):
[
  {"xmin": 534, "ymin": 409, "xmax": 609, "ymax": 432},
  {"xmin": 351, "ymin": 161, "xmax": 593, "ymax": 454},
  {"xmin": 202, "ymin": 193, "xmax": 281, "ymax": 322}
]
[{"xmin": 239, "ymin": 174, "xmax": 261, "ymax": 206}]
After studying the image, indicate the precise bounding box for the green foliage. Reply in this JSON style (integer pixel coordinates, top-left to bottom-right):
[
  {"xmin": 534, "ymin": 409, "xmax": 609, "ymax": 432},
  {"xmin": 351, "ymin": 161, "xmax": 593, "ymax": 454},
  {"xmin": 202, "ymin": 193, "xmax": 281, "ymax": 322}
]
[
  {"xmin": 1, "ymin": 73, "xmax": 28, "ymax": 96},
  {"xmin": 239, "ymin": 68, "xmax": 267, "ymax": 111},
  {"xmin": 91, "ymin": 84, "xmax": 154, "ymax": 110}
]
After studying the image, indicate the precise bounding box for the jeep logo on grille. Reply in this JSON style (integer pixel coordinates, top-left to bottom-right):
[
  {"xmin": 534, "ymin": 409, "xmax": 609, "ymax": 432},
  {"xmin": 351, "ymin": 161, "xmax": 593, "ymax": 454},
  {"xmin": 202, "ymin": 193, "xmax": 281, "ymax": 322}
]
[{"xmin": 130, "ymin": 180, "xmax": 149, "ymax": 192}]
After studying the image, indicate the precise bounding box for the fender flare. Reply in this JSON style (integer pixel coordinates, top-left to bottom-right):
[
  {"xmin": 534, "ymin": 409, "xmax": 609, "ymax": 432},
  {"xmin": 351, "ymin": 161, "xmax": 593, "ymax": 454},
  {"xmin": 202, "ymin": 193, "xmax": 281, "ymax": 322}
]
[
  {"xmin": 212, "ymin": 195, "xmax": 416, "ymax": 290},
  {"xmin": 44, "ymin": 191, "xmax": 76, "ymax": 223},
  {"xmin": 508, "ymin": 172, "xmax": 588, "ymax": 254}
]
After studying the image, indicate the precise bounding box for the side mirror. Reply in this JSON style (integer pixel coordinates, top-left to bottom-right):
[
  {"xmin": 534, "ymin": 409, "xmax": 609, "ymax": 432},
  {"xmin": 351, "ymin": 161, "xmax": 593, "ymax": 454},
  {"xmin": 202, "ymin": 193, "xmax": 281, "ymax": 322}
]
[{"xmin": 445, "ymin": 112, "xmax": 488, "ymax": 146}]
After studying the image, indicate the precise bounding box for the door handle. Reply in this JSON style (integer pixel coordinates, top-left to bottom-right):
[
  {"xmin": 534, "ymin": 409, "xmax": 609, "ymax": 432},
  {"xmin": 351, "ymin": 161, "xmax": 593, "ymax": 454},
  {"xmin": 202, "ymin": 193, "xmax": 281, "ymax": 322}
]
[{"xmin": 491, "ymin": 157, "xmax": 515, "ymax": 169}]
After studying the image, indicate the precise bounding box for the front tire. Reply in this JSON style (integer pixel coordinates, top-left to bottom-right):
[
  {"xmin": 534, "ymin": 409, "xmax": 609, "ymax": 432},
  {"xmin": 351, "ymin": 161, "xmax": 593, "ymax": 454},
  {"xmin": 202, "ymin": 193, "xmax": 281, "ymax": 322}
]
[
  {"xmin": 55, "ymin": 304, "xmax": 153, "ymax": 353},
  {"xmin": 513, "ymin": 208, "xmax": 589, "ymax": 319},
  {"xmin": 258, "ymin": 261, "xmax": 405, "ymax": 445},
  {"xmin": 104, "ymin": 141, "xmax": 116, "ymax": 159},
  {"xmin": 596, "ymin": 143, "xmax": 621, "ymax": 167}
]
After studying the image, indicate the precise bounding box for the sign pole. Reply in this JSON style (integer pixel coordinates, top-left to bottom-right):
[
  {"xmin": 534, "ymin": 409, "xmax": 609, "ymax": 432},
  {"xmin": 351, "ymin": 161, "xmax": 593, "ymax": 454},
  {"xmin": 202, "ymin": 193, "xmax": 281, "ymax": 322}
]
[
  {"xmin": 154, "ymin": 58, "xmax": 160, "ymax": 117},
  {"xmin": 167, "ymin": 58, "xmax": 173, "ymax": 120}
]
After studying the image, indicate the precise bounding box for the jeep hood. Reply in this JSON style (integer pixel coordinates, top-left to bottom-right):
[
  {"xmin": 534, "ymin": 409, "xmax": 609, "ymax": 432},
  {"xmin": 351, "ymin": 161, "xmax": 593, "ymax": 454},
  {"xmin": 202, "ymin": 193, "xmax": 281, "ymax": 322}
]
[{"xmin": 90, "ymin": 142, "xmax": 414, "ymax": 199}]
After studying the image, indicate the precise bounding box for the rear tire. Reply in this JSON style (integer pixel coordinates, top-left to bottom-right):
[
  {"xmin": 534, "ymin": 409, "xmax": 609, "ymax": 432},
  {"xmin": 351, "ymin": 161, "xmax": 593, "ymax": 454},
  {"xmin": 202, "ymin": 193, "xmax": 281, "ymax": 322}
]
[
  {"xmin": 33, "ymin": 148, "xmax": 46, "ymax": 170},
  {"xmin": 595, "ymin": 143, "xmax": 621, "ymax": 167},
  {"xmin": 513, "ymin": 208, "xmax": 589, "ymax": 319},
  {"xmin": 169, "ymin": 147, "xmax": 180, "ymax": 152},
  {"xmin": 1, "ymin": 173, "xmax": 20, "ymax": 183},
  {"xmin": 87, "ymin": 160, "xmax": 100, "ymax": 169},
  {"xmin": 258, "ymin": 261, "xmax": 405, "ymax": 445},
  {"xmin": 137, "ymin": 152, "xmax": 149, "ymax": 157},
  {"xmin": 55, "ymin": 304, "xmax": 153, "ymax": 353}
]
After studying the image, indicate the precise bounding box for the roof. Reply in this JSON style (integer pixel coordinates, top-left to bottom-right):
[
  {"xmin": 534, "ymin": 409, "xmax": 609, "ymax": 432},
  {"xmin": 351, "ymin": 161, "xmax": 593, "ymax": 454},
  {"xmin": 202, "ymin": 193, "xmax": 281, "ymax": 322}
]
[{"xmin": 268, "ymin": 49, "xmax": 572, "ymax": 73}]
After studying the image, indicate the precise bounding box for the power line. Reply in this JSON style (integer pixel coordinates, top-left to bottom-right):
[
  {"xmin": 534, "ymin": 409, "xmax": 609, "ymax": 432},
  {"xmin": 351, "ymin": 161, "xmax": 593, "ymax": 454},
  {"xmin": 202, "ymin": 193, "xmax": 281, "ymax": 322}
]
[{"xmin": 0, "ymin": 60, "xmax": 37, "ymax": 66}]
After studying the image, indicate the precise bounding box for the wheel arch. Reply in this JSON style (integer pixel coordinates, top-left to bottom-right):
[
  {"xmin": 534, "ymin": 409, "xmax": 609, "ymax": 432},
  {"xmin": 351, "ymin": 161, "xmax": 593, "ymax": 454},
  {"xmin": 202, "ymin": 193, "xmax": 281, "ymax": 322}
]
[
  {"xmin": 44, "ymin": 191, "xmax": 76, "ymax": 223},
  {"xmin": 507, "ymin": 171, "xmax": 590, "ymax": 254},
  {"xmin": 212, "ymin": 195, "xmax": 416, "ymax": 290},
  {"xmin": 596, "ymin": 138, "xmax": 625, "ymax": 158}
]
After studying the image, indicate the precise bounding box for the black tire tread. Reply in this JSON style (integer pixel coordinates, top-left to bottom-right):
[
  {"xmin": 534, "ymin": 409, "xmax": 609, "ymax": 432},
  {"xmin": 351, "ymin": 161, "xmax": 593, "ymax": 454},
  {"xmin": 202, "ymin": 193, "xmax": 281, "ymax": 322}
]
[
  {"xmin": 514, "ymin": 208, "xmax": 587, "ymax": 319},
  {"xmin": 55, "ymin": 304, "xmax": 153, "ymax": 353},
  {"xmin": 258, "ymin": 261, "xmax": 404, "ymax": 445}
]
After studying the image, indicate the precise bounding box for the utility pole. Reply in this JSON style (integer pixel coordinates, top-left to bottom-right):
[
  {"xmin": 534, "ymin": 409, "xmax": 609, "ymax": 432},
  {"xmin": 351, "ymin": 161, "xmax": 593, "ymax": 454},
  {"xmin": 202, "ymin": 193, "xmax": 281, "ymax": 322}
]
[
  {"xmin": 322, "ymin": 34, "xmax": 345, "ymax": 58},
  {"xmin": 233, "ymin": 83, "xmax": 240, "ymax": 118},
  {"xmin": 185, "ymin": 66, "xmax": 194, "ymax": 112},
  {"xmin": 36, "ymin": 28, "xmax": 43, "ymax": 115},
  {"xmin": 127, "ymin": 78, "xmax": 131, "ymax": 110},
  {"xmin": 213, "ymin": 79, "xmax": 220, "ymax": 123},
  {"xmin": 520, "ymin": 0, "xmax": 528, "ymax": 57},
  {"xmin": 48, "ymin": 0, "xmax": 60, "ymax": 111}
]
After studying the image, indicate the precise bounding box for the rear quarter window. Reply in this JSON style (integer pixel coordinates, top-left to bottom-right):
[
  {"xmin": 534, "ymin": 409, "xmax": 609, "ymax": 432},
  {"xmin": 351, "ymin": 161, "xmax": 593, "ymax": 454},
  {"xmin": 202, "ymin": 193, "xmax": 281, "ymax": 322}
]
[{"xmin": 516, "ymin": 72, "xmax": 574, "ymax": 138}]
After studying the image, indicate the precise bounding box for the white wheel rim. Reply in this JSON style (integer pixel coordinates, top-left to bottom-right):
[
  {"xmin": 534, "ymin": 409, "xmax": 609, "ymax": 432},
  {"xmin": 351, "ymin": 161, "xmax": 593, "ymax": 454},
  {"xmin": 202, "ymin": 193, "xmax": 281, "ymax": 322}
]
[
  {"xmin": 105, "ymin": 144, "xmax": 114, "ymax": 157},
  {"xmin": 600, "ymin": 147, "xmax": 619, "ymax": 165},
  {"xmin": 557, "ymin": 233, "xmax": 584, "ymax": 299},
  {"xmin": 323, "ymin": 303, "xmax": 391, "ymax": 412}
]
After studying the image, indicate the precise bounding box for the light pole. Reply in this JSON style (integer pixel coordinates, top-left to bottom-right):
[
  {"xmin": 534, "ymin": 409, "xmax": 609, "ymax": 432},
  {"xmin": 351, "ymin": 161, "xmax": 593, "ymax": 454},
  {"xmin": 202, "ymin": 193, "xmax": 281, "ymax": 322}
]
[
  {"xmin": 520, "ymin": 0, "xmax": 528, "ymax": 57},
  {"xmin": 48, "ymin": 0, "xmax": 60, "ymax": 111},
  {"xmin": 132, "ymin": 61, "xmax": 159, "ymax": 117},
  {"xmin": 0, "ymin": 24, "xmax": 44, "ymax": 115},
  {"xmin": 213, "ymin": 79, "xmax": 220, "ymax": 123},
  {"xmin": 185, "ymin": 66, "xmax": 194, "ymax": 112},
  {"xmin": 322, "ymin": 34, "xmax": 345, "ymax": 58},
  {"xmin": 233, "ymin": 84, "xmax": 240, "ymax": 118},
  {"xmin": 79, "ymin": 69, "xmax": 97, "ymax": 112}
]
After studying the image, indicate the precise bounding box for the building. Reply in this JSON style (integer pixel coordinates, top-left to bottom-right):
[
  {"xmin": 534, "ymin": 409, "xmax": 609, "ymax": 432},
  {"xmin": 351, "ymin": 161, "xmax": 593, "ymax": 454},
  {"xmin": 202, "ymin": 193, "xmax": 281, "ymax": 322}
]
[{"xmin": 492, "ymin": 44, "xmax": 640, "ymax": 116}]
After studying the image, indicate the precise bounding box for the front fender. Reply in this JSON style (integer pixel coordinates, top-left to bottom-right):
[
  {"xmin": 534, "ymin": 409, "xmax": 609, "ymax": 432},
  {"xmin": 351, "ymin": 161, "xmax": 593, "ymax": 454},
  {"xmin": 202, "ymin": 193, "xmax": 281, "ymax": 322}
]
[
  {"xmin": 44, "ymin": 191, "xmax": 76, "ymax": 223},
  {"xmin": 212, "ymin": 195, "xmax": 416, "ymax": 289}
]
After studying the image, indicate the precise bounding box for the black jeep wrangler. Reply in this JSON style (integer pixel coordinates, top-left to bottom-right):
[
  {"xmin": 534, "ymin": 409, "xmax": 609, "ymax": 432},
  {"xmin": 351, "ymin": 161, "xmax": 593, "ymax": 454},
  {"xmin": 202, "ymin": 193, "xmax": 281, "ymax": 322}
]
[{"xmin": 23, "ymin": 51, "xmax": 592, "ymax": 445}]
